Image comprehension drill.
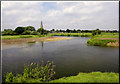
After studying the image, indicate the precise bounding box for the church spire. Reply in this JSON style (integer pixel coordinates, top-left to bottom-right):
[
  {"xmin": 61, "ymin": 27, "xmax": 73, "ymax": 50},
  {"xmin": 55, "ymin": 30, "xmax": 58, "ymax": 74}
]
[{"xmin": 41, "ymin": 21, "xmax": 43, "ymax": 28}]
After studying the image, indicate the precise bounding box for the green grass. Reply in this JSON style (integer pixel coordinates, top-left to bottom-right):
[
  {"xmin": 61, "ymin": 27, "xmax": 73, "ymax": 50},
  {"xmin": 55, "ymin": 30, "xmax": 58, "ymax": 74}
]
[
  {"xmin": 48, "ymin": 33, "xmax": 92, "ymax": 37},
  {"xmin": 1, "ymin": 35, "xmax": 47, "ymax": 40},
  {"xmin": 5, "ymin": 72, "xmax": 119, "ymax": 83},
  {"xmin": 92, "ymin": 32, "xmax": 119, "ymax": 39},
  {"xmin": 87, "ymin": 39, "xmax": 116, "ymax": 46},
  {"xmin": 50, "ymin": 72, "xmax": 119, "ymax": 83},
  {"xmin": 87, "ymin": 32, "xmax": 119, "ymax": 47}
]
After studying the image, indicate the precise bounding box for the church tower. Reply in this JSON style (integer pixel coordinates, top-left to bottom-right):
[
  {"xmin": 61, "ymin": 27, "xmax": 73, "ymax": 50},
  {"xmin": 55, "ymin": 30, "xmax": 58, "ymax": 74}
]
[{"xmin": 40, "ymin": 21, "xmax": 43, "ymax": 28}]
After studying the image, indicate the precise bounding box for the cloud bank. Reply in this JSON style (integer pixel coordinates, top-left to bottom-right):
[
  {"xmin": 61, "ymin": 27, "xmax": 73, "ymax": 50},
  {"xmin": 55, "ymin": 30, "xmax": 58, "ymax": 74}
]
[{"xmin": 1, "ymin": 1, "xmax": 119, "ymax": 31}]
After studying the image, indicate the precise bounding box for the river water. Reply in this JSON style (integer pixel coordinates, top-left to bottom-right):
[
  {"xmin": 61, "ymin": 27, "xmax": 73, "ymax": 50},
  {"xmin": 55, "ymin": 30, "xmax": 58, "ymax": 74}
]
[{"xmin": 2, "ymin": 37, "xmax": 119, "ymax": 81}]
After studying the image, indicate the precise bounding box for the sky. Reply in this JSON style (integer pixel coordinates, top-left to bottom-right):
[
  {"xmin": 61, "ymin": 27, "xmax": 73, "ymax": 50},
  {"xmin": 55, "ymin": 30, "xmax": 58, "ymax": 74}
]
[{"xmin": 1, "ymin": 1, "xmax": 119, "ymax": 31}]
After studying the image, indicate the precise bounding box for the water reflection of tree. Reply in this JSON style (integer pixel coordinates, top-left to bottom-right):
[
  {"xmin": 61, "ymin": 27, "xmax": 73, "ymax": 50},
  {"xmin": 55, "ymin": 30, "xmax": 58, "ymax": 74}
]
[
  {"xmin": 27, "ymin": 42, "xmax": 35, "ymax": 46},
  {"xmin": 40, "ymin": 41, "xmax": 44, "ymax": 48}
]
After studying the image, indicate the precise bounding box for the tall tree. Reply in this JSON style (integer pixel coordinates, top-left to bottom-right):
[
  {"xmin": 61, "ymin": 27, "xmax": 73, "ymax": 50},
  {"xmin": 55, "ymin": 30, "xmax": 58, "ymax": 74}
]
[
  {"xmin": 14, "ymin": 27, "xmax": 25, "ymax": 35},
  {"xmin": 25, "ymin": 26, "xmax": 36, "ymax": 31}
]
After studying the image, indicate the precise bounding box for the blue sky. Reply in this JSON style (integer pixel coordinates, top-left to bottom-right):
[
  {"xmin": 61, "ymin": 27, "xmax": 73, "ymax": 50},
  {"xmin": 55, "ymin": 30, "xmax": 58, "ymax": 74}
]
[{"xmin": 1, "ymin": 1, "xmax": 119, "ymax": 31}]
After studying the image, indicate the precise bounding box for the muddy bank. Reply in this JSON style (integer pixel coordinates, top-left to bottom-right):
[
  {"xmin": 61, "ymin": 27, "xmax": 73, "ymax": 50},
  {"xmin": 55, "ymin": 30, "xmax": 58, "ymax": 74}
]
[
  {"xmin": 2, "ymin": 37, "xmax": 72, "ymax": 45},
  {"xmin": 99, "ymin": 38, "xmax": 119, "ymax": 47}
]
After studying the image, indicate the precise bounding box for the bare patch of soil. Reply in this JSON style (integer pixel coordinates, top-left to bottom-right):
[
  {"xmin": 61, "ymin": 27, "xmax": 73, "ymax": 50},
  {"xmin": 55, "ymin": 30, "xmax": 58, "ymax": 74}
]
[{"xmin": 99, "ymin": 38, "xmax": 119, "ymax": 47}]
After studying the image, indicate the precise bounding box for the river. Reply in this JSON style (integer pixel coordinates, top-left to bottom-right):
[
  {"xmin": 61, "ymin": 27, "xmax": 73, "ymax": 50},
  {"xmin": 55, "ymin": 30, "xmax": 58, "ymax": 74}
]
[{"xmin": 2, "ymin": 37, "xmax": 119, "ymax": 81}]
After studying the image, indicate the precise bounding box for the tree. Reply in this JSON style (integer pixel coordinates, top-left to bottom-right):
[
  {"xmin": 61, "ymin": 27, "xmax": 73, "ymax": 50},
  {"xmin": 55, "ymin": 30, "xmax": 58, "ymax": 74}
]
[
  {"xmin": 66, "ymin": 29, "xmax": 70, "ymax": 33},
  {"xmin": 92, "ymin": 29, "xmax": 101, "ymax": 36},
  {"xmin": 52, "ymin": 29, "xmax": 55, "ymax": 32},
  {"xmin": 22, "ymin": 30, "xmax": 31, "ymax": 35},
  {"xmin": 31, "ymin": 31, "xmax": 38, "ymax": 35},
  {"xmin": 73, "ymin": 29, "xmax": 76, "ymax": 33},
  {"xmin": 2, "ymin": 29, "xmax": 17, "ymax": 35},
  {"xmin": 14, "ymin": 27, "xmax": 25, "ymax": 35},
  {"xmin": 77, "ymin": 29, "xmax": 81, "ymax": 33},
  {"xmin": 37, "ymin": 28, "xmax": 47, "ymax": 35},
  {"xmin": 56, "ymin": 29, "xmax": 59, "ymax": 33},
  {"xmin": 25, "ymin": 26, "xmax": 35, "ymax": 31}
]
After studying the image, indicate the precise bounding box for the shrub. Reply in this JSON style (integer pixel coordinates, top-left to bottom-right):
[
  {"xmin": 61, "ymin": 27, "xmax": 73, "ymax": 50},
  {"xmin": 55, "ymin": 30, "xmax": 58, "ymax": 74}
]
[
  {"xmin": 2, "ymin": 29, "xmax": 17, "ymax": 35},
  {"xmin": 5, "ymin": 61, "xmax": 56, "ymax": 83},
  {"xmin": 19, "ymin": 35, "xmax": 32, "ymax": 38},
  {"xmin": 5, "ymin": 72, "xmax": 14, "ymax": 82}
]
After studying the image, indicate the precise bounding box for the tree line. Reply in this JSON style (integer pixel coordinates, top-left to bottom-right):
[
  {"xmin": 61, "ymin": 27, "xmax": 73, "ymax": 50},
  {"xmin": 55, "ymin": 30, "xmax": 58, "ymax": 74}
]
[
  {"xmin": 2, "ymin": 26, "xmax": 48, "ymax": 35},
  {"xmin": 1, "ymin": 26, "xmax": 119, "ymax": 36}
]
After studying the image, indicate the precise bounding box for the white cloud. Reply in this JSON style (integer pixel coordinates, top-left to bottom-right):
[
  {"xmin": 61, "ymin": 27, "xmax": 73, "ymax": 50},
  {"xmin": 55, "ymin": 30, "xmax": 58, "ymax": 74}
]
[
  {"xmin": 1, "ymin": 1, "xmax": 119, "ymax": 31},
  {"xmin": 16, "ymin": 17, "xmax": 37, "ymax": 24},
  {"xmin": 80, "ymin": 16, "xmax": 91, "ymax": 21},
  {"xmin": 2, "ymin": 1, "xmax": 42, "ymax": 9},
  {"xmin": 83, "ymin": 1, "xmax": 103, "ymax": 6}
]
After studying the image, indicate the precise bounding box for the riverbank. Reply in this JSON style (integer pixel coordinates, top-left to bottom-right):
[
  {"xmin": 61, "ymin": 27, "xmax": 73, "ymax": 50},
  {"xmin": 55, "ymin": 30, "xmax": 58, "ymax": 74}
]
[
  {"xmin": 50, "ymin": 72, "xmax": 119, "ymax": 83},
  {"xmin": 2, "ymin": 36, "xmax": 72, "ymax": 45},
  {"xmin": 87, "ymin": 33, "xmax": 119, "ymax": 47},
  {"xmin": 48, "ymin": 33, "xmax": 92, "ymax": 37},
  {"xmin": 6, "ymin": 72, "xmax": 119, "ymax": 83}
]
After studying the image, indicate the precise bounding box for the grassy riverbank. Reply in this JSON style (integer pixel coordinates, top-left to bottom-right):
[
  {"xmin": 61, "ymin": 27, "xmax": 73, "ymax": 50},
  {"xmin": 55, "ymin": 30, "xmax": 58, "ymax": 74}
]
[
  {"xmin": 1, "ymin": 35, "xmax": 47, "ymax": 40},
  {"xmin": 48, "ymin": 33, "xmax": 92, "ymax": 37},
  {"xmin": 87, "ymin": 33, "xmax": 119, "ymax": 47},
  {"xmin": 5, "ymin": 72, "xmax": 119, "ymax": 83},
  {"xmin": 50, "ymin": 72, "xmax": 119, "ymax": 83}
]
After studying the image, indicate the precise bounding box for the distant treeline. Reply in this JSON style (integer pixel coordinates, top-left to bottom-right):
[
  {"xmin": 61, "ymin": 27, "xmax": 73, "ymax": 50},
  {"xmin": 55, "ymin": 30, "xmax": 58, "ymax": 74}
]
[
  {"xmin": 1, "ymin": 26, "xmax": 48, "ymax": 36},
  {"xmin": 51, "ymin": 29, "xmax": 119, "ymax": 33},
  {"xmin": 1, "ymin": 26, "xmax": 119, "ymax": 36}
]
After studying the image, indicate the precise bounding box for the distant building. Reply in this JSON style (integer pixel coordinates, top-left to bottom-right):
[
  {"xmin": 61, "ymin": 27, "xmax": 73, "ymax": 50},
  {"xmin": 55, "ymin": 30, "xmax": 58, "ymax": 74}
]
[{"xmin": 40, "ymin": 21, "xmax": 43, "ymax": 28}]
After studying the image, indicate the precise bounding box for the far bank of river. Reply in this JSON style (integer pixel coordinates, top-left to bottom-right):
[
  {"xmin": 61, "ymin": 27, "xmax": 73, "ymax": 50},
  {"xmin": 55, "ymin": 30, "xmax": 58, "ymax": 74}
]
[{"xmin": 2, "ymin": 36, "xmax": 72, "ymax": 45}]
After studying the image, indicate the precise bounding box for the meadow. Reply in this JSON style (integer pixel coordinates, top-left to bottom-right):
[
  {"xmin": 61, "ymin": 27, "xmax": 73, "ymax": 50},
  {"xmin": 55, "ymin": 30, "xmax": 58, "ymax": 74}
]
[
  {"xmin": 48, "ymin": 33, "xmax": 92, "ymax": 37},
  {"xmin": 87, "ymin": 32, "xmax": 119, "ymax": 47},
  {"xmin": 1, "ymin": 33, "xmax": 92, "ymax": 40},
  {"xmin": 1, "ymin": 35, "xmax": 47, "ymax": 40},
  {"xmin": 50, "ymin": 72, "xmax": 119, "ymax": 83}
]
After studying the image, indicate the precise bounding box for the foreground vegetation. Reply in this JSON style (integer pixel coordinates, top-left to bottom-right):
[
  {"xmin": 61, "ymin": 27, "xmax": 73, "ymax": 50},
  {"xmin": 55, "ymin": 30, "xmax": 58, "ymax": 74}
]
[
  {"xmin": 5, "ymin": 61, "xmax": 119, "ymax": 83},
  {"xmin": 5, "ymin": 61, "xmax": 56, "ymax": 83},
  {"xmin": 87, "ymin": 32, "xmax": 119, "ymax": 47},
  {"xmin": 50, "ymin": 72, "xmax": 119, "ymax": 83}
]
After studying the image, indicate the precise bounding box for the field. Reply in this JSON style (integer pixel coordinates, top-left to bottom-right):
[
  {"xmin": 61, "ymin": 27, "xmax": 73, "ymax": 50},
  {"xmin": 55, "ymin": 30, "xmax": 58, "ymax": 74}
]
[
  {"xmin": 1, "ymin": 33, "xmax": 92, "ymax": 40},
  {"xmin": 87, "ymin": 32, "xmax": 119, "ymax": 47},
  {"xmin": 48, "ymin": 33, "xmax": 92, "ymax": 37},
  {"xmin": 1, "ymin": 35, "xmax": 47, "ymax": 40},
  {"xmin": 50, "ymin": 72, "xmax": 119, "ymax": 83}
]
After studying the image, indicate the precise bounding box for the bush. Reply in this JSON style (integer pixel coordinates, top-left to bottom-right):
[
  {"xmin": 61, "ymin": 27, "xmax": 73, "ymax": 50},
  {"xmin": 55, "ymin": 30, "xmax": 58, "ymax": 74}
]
[
  {"xmin": 5, "ymin": 61, "xmax": 56, "ymax": 83},
  {"xmin": 92, "ymin": 29, "xmax": 101, "ymax": 36},
  {"xmin": 19, "ymin": 35, "xmax": 32, "ymax": 38},
  {"xmin": 2, "ymin": 29, "xmax": 17, "ymax": 35}
]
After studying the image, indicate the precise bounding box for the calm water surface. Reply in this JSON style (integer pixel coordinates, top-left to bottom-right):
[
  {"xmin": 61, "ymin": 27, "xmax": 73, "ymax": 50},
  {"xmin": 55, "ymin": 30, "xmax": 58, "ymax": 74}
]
[{"xmin": 2, "ymin": 37, "xmax": 119, "ymax": 81}]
